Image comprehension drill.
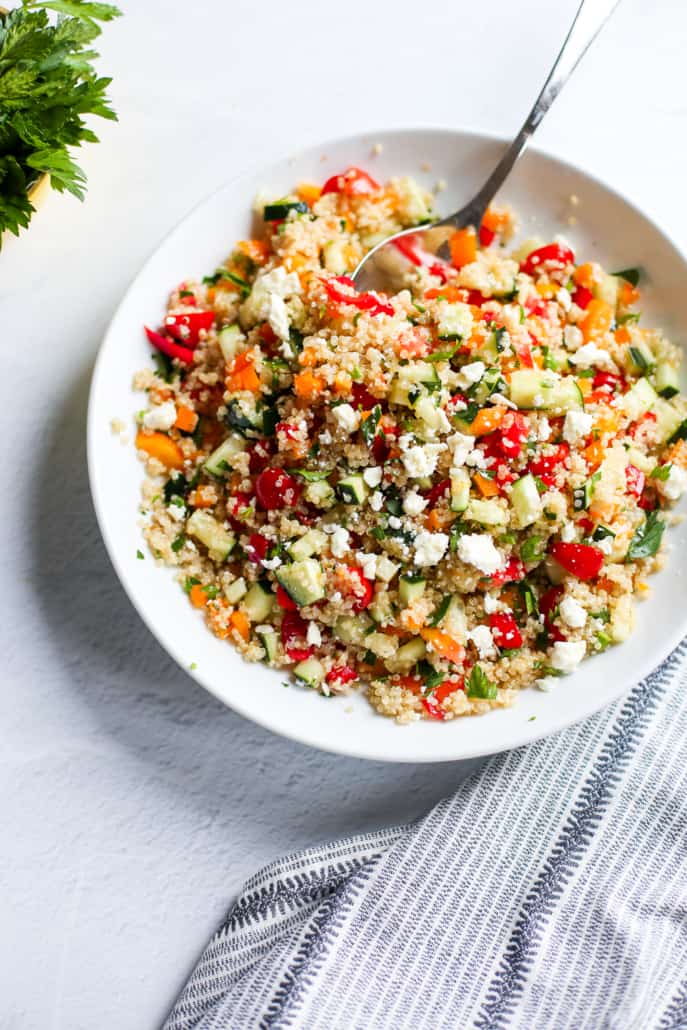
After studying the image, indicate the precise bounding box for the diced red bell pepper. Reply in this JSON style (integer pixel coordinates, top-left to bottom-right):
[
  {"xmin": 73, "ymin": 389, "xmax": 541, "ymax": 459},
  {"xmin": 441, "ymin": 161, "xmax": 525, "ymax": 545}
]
[
  {"xmin": 247, "ymin": 533, "xmax": 269, "ymax": 563},
  {"xmin": 626, "ymin": 464, "xmax": 646, "ymax": 498},
  {"xmin": 322, "ymin": 276, "xmax": 394, "ymax": 317},
  {"xmin": 627, "ymin": 411, "xmax": 657, "ymax": 439},
  {"xmin": 163, "ymin": 310, "xmax": 215, "ymax": 346},
  {"xmin": 479, "ymin": 224, "xmax": 495, "ymax": 247},
  {"xmin": 528, "ymin": 443, "xmax": 570, "ymax": 486},
  {"xmin": 228, "ymin": 491, "xmax": 253, "ymax": 518},
  {"xmin": 434, "ymin": 679, "xmax": 464, "ymax": 703},
  {"xmin": 524, "ymin": 296, "xmax": 550, "ymax": 317},
  {"xmin": 497, "ymin": 413, "xmax": 529, "ymax": 459},
  {"xmin": 326, "ymin": 665, "xmax": 358, "ymax": 686},
  {"xmin": 549, "ymin": 541, "xmax": 604, "ymax": 580},
  {"xmin": 391, "ymin": 234, "xmax": 450, "ymax": 283},
  {"xmin": 592, "ymin": 370, "xmax": 623, "ymax": 393},
  {"xmin": 489, "ymin": 612, "xmax": 523, "ymax": 649},
  {"xmin": 466, "ymin": 289, "xmax": 489, "ymax": 307},
  {"xmin": 321, "ymin": 166, "xmax": 380, "ymax": 196},
  {"xmin": 489, "ymin": 557, "xmax": 526, "ymax": 587},
  {"xmin": 352, "ymin": 382, "xmax": 379, "ymax": 410},
  {"xmin": 516, "ymin": 337, "xmax": 535, "ymax": 369},
  {"xmin": 572, "ymin": 286, "xmax": 593, "ymax": 309},
  {"xmin": 346, "ymin": 566, "xmax": 374, "ymax": 612},
  {"xmin": 144, "ymin": 326, "xmax": 195, "ymax": 365},
  {"xmin": 255, "ymin": 468, "xmax": 302, "ymax": 510},
  {"xmin": 425, "ymin": 478, "xmax": 450, "ymax": 508},
  {"xmin": 520, "ymin": 243, "xmax": 576, "ymax": 277},
  {"xmin": 422, "ymin": 696, "xmax": 446, "ymax": 720},
  {"xmin": 275, "ymin": 422, "xmax": 301, "ymax": 441},
  {"xmin": 539, "ymin": 585, "xmax": 566, "ymax": 642},
  {"xmin": 248, "ymin": 439, "xmax": 274, "ymax": 473},
  {"xmin": 276, "ymin": 585, "xmax": 299, "ymax": 611},
  {"xmin": 281, "ymin": 611, "xmax": 313, "ymax": 660}
]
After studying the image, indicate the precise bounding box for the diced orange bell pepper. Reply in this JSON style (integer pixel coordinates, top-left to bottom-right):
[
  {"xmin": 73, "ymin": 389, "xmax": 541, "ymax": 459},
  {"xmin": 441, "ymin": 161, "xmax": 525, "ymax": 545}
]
[
  {"xmin": 424, "ymin": 284, "xmax": 465, "ymax": 302},
  {"xmin": 229, "ymin": 610, "xmax": 250, "ymax": 642},
  {"xmin": 468, "ymin": 406, "xmax": 506, "ymax": 436},
  {"xmin": 189, "ymin": 584, "xmax": 208, "ymax": 609},
  {"xmin": 449, "ymin": 227, "xmax": 477, "ymax": 269},
  {"xmin": 420, "ymin": 628, "xmax": 465, "ymax": 666},
  {"xmin": 619, "ymin": 281, "xmax": 640, "ymax": 306},
  {"xmin": 237, "ymin": 239, "xmax": 270, "ymax": 265},
  {"xmin": 573, "ymin": 262, "xmax": 600, "ymax": 290},
  {"xmin": 226, "ymin": 351, "xmax": 261, "ymax": 393},
  {"xmin": 293, "ymin": 370, "xmax": 325, "ymax": 400},
  {"xmin": 665, "ymin": 439, "xmax": 687, "ymax": 470},
  {"xmin": 583, "ymin": 438, "xmax": 605, "ymax": 471},
  {"xmin": 481, "ymin": 206, "xmax": 508, "ymax": 234},
  {"xmin": 425, "ymin": 508, "xmax": 454, "ymax": 532},
  {"xmin": 579, "ymin": 298, "xmax": 614, "ymax": 344},
  {"xmin": 135, "ymin": 430, "xmax": 184, "ymax": 469},
  {"xmin": 297, "ymin": 182, "xmax": 322, "ymax": 206},
  {"xmin": 577, "ymin": 376, "xmax": 593, "ymax": 398},
  {"xmin": 473, "ymin": 472, "xmax": 500, "ymax": 498},
  {"xmin": 173, "ymin": 405, "xmax": 198, "ymax": 433}
]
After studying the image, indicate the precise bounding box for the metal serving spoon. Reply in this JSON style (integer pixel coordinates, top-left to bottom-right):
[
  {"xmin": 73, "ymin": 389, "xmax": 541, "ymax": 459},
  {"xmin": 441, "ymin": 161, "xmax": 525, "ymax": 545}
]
[{"xmin": 353, "ymin": 0, "xmax": 620, "ymax": 291}]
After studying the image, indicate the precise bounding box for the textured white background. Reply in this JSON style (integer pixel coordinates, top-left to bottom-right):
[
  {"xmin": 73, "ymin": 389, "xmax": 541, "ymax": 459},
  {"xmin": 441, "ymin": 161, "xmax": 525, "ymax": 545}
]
[{"xmin": 2, "ymin": 1, "xmax": 686, "ymax": 1027}]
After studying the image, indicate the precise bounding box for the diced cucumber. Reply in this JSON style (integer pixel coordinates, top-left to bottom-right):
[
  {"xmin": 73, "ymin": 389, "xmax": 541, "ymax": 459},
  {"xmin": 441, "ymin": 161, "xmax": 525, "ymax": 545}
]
[
  {"xmin": 573, "ymin": 480, "xmax": 595, "ymax": 511},
  {"xmin": 365, "ymin": 632, "xmax": 399, "ymax": 660},
  {"xmin": 288, "ymin": 529, "xmax": 328, "ymax": 561},
  {"xmin": 336, "ymin": 474, "xmax": 368, "ymax": 505},
  {"xmin": 509, "ymin": 370, "xmax": 583, "ymax": 413},
  {"xmin": 654, "ymin": 362, "xmax": 680, "ymax": 399},
  {"xmin": 466, "ymin": 498, "xmax": 508, "ymax": 526},
  {"xmin": 257, "ymin": 626, "xmax": 278, "ymax": 661},
  {"xmin": 620, "ymin": 377, "xmax": 658, "ymax": 421},
  {"xmin": 399, "ymin": 573, "xmax": 426, "ymax": 607},
  {"xmin": 333, "ymin": 613, "xmax": 373, "ymax": 644},
  {"xmin": 186, "ymin": 510, "xmax": 236, "ymax": 562},
  {"xmin": 224, "ymin": 577, "xmax": 247, "ymax": 604},
  {"xmin": 436, "ymin": 302, "xmax": 474, "ymax": 341},
  {"xmin": 241, "ymin": 581, "xmax": 274, "ymax": 622},
  {"xmin": 450, "ymin": 468, "xmax": 470, "ymax": 512},
  {"xmin": 622, "ymin": 340, "xmax": 655, "ymax": 376},
  {"xmin": 293, "ymin": 656, "xmax": 325, "ymax": 687},
  {"xmin": 304, "ymin": 480, "xmax": 336, "ymax": 509},
  {"xmin": 442, "ymin": 596, "xmax": 467, "ymax": 638},
  {"xmin": 593, "ymin": 271, "xmax": 619, "ymax": 308},
  {"xmin": 415, "ymin": 395, "xmax": 446, "ymax": 431},
  {"xmin": 275, "ymin": 559, "xmax": 325, "ymax": 606},
  {"xmin": 390, "ymin": 361, "xmax": 439, "ymax": 406},
  {"xmin": 473, "ymin": 366, "xmax": 503, "ymax": 404},
  {"xmin": 218, "ymin": 324, "xmax": 245, "ymax": 363},
  {"xmin": 654, "ymin": 398, "xmax": 684, "ymax": 443},
  {"xmin": 263, "ymin": 200, "xmax": 308, "ymax": 221},
  {"xmin": 391, "ymin": 637, "xmax": 427, "ymax": 669},
  {"xmin": 204, "ymin": 434, "xmax": 247, "ymax": 477},
  {"xmin": 510, "ymin": 473, "xmax": 542, "ymax": 528},
  {"xmin": 369, "ymin": 593, "xmax": 394, "ymax": 626},
  {"xmin": 225, "ymin": 398, "xmax": 278, "ymax": 439},
  {"xmin": 323, "ymin": 239, "xmax": 350, "ymax": 275},
  {"xmin": 511, "ymin": 236, "xmax": 545, "ymax": 264},
  {"xmin": 376, "ymin": 555, "xmax": 400, "ymax": 582}
]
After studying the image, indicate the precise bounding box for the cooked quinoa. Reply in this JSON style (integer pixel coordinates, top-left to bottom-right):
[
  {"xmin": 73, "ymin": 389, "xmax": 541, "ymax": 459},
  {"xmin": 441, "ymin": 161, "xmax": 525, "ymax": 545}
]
[{"xmin": 132, "ymin": 164, "xmax": 687, "ymax": 723}]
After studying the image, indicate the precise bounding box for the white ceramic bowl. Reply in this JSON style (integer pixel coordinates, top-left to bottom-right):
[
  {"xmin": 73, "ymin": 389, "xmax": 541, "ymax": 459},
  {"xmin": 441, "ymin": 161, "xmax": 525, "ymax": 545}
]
[{"xmin": 88, "ymin": 127, "xmax": 687, "ymax": 763}]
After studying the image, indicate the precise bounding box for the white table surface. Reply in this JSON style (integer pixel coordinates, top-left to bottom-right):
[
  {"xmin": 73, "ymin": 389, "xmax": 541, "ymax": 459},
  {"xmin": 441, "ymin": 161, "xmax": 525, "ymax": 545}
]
[{"xmin": 2, "ymin": 0, "xmax": 686, "ymax": 1026}]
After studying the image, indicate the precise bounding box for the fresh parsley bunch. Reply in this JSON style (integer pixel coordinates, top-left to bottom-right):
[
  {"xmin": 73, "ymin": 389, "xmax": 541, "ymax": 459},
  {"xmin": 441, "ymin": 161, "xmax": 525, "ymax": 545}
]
[{"xmin": 0, "ymin": 0, "xmax": 121, "ymax": 245}]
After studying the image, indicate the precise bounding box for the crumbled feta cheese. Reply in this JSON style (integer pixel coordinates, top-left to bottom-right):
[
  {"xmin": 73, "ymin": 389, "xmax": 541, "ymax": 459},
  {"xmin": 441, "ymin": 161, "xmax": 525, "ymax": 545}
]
[
  {"xmin": 447, "ymin": 432, "xmax": 475, "ymax": 469},
  {"xmin": 657, "ymin": 463, "xmax": 687, "ymax": 501},
  {"xmin": 261, "ymin": 556, "xmax": 282, "ymax": 571},
  {"xmin": 465, "ymin": 449, "xmax": 488, "ymax": 469},
  {"xmin": 330, "ymin": 526, "xmax": 350, "ymax": 558},
  {"xmin": 257, "ymin": 266, "xmax": 302, "ymax": 298},
  {"xmin": 549, "ymin": 640, "xmax": 586, "ymax": 673},
  {"xmin": 264, "ymin": 293, "xmax": 291, "ymax": 340},
  {"xmin": 536, "ymin": 676, "xmax": 559, "ymax": 692},
  {"xmin": 467, "ymin": 624, "xmax": 497, "ymax": 658},
  {"xmin": 562, "ymin": 410, "xmax": 593, "ymax": 445},
  {"xmin": 456, "ymin": 360, "xmax": 486, "ymax": 389},
  {"xmin": 559, "ymin": 596, "xmax": 587, "ymax": 629},
  {"xmin": 560, "ymin": 521, "xmax": 576, "ymax": 543},
  {"xmin": 306, "ymin": 621, "xmax": 322, "ymax": 647},
  {"xmin": 401, "ymin": 442, "xmax": 444, "ymax": 479},
  {"xmin": 569, "ymin": 343, "xmax": 615, "ymax": 370},
  {"xmin": 356, "ymin": 552, "xmax": 378, "ymax": 580},
  {"xmin": 413, "ymin": 531, "xmax": 449, "ymax": 567},
  {"xmin": 538, "ymin": 417, "xmax": 552, "ymax": 442},
  {"xmin": 456, "ymin": 533, "xmax": 504, "ymax": 575},
  {"xmin": 319, "ymin": 429, "xmax": 333, "ymax": 446},
  {"xmin": 369, "ymin": 490, "xmax": 384, "ymax": 512},
  {"xmin": 333, "ymin": 404, "xmax": 360, "ymax": 434},
  {"xmin": 398, "ymin": 433, "xmax": 415, "ymax": 453},
  {"xmin": 564, "ymin": 325, "xmax": 584, "ymax": 351},
  {"xmin": 403, "ymin": 490, "xmax": 428, "ymax": 516},
  {"xmin": 556, "ymin": 288, "xmax": 572, "ymax": 311},
  {"xmin": 483, "ymin": 593, "xmax": 500, "ymax": 614},
  {"xmin": 167, "ymin": 502, "xmax": 186, "ymax": 521},
  {"xmin": 143, "ymin": 400, "xmax": 177, "ymax": 431},
  {"xmin": 489, "ymin": 392, "xmax": 518, "ymax": 410},
  {"xmin": 279, "ymin": 339, "xmax": 294, "ymax": 359},
  {"xmin": 388, "ymin": 516, "xmax": 402, "ymax": 530},
  {"xmin": 363, "ymin": 466, "xmax": 383, "ymax": 488},
  {"xmin": 596, "ymin": 536, "xmax": 614, "ymax": 555}
]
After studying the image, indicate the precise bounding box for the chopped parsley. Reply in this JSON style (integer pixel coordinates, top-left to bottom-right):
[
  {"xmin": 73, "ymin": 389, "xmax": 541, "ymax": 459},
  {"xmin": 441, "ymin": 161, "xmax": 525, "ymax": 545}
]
[
  {"xmin": 136, "ymin": 549, "xmax": 144, "ymax": 560},
  {"xmin": 465, "ymin": 665, "xmax": 498, "ymax": 700},
  {"xmin": 626, "ymin": 510, "xmax": 665, "ymax": 562}
]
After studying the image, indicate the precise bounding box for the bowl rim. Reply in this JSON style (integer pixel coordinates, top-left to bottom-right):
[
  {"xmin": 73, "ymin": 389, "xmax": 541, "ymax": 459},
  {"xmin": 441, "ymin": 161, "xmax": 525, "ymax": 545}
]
[{"xmin": 87, "ymin": 124, "xmax": 687, "ymax": 762}]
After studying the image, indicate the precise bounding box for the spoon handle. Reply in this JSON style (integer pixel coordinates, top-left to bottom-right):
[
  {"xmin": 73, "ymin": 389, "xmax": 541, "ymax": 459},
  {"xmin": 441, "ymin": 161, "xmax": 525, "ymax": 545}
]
[{"xmin": 442, "ymin": 0, "xmax": 621, "ymax": 229}]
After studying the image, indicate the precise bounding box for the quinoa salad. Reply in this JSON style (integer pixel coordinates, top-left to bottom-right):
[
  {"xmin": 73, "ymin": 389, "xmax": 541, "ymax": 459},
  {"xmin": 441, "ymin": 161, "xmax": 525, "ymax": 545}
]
[{"xmin": 131, "ymin": 164, "xmax": 687, "ymax": 724}]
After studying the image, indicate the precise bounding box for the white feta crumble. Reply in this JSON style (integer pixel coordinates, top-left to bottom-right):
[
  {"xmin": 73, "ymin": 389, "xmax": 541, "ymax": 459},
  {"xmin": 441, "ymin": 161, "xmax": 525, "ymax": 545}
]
[
  {"xmin": 560, "ymin": 521, "xmax": 577, "ymax": 543},
  {"xmin": 363, "ymin": 466, "xmax": 383, "ymax": 488},
  {"xmin": 483, "ymin": 593, "xmax": 501, "ymax": 614},
  {"xmin": 401, "ymin": 442, "xmax": 444, "ymax": 479},
  {"xmin": 413, "ymin": 531, "xmax": 449, "ymax": 567},
  {"xmin": 369, "ymin": 490, "xmax": 384, "ymax": 512},
  {"xmin": 549, "ymin": 640, "xmax": 586, "ymax": 673},
  {"xmin": 333, "ymin": 404, "xmax": 361, "ymax": 434},
  {"xmin": 256, "ymin": 266, "xmax": 302, "ymax": 298},
  {"xmin": 657, "ymin": 463, "xmax": 687, "ymax": 501},
  {"xmin": 456, "ymin": 360, "xmax": 486, "ymax": 390},
  {"xmin": 559, "ymin": 596, "xmax": 587, "ymax": 629},
  {"xmin": 279, "ymin": 339, "xmax": 294, "ymax": 359},
  {"xmin": 569, "ymin": 343, "xmax": 615, "ymax": 370},
  {"xmin": 536, "ymin": 676, "xmax": 560, "ymax": 693},
  {"xmin": 261, "ymin": 556, "xmax": 282, "ymax": 571},
  {"xmin": 167, "ymin": 502, "xmax": 186, "ymax": 521},
  {"xmin": 264, "ymin": 293, "xmax": 290, "ymax": 340},
  {"xmin": 318, "ymin": 429, "xmax": 333, "ymax": 446},
  {"xmin": 143, "ymin": 400, "xmax": 177, "ymax": 431},
  {"xmin": 356, "ymin": 552, "xmax": 378, "ymax": 580},
  {"xmin": 556, "ymin": 288, "xmax": 572, "ymax": 311},
  {"xmin": 562, "ymin": 410, "xmax": 593, "ymax": 445},
  {"xmin": 403, "ymin": 490, "xmax": 428, "ymax": 516},
  {"xmin": 489, "ymin": 392, "xmax": 518, "ymax": 410},
  {"xmin": 306, "ymin": 621, "xmax": 322, "ymax": 647},
  {"xmin": 537, "ymin": 417, "xmax": 552, "ymax": 442},
  {"xmin": 456, "ymin": 533, "xmax": 504, "ymax": 575},
  {"xmin": 466, "ymin": 624, "xmax": 497, "ymax": 659},
  {"xmin": 465, "ymin": 449, "xmax": 488, "ymax": 469},
  {"xmin": 330, "ymin": 526, "xmax": 350, "ymax": 558},
  {"xmin": 596, "ymin": 536, "xmax": 614, "ymax": 555},
  {"xmin": 564, "ymin": 325, "xmax": 584, "ymax": 351},
  {"xmin": 388, "ymin": 516, "xmax": 402, "ymax": 530},
  {"xmin": 447, "ymin": 432, "xmax": 475, "ymax": 469}
]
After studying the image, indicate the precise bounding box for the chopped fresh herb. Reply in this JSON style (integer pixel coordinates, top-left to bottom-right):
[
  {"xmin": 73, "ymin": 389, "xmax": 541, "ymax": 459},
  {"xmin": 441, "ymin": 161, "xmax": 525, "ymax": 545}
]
[
  {"xmin": 534, "ymin": 476, "xmax": 548, "ymax": 495},
  {"xmin": 363, "ymin": 649, "xmax": 376, "ymax": 665},
  {"xmin": 591, "ymin": 608, "xmax": 611, "ymax": 624},
  {"xmin": 417, "ymin": 660, "xmax": 445, "ymax": 693},
  {"xmin": 626, "ymin": 510, "xmax": 665, "ymax": 562},
  {"xmin": 184, "ymin": 576, "xmax": 200, "ymax": 593},
  {"xmin": 617, "ymin": 312, "xmax": 641, "ymax": 326},
  {"xmin": 202, "ymin": 585, "xmax": 220, "ymax": 599},
  {"xmin": 351, "ymin": 365, "xmax": 362, "ymax": 381},
  {"xmin": 225, "ymin": 271, "xmax": 251, "ymax": 298},
  {"xmin": 202, "ymin": 270, "xmax": 224, "ymax": 285},
  {"xmin": 543, "ymin": 510, "xmax": 557, "ymax": 522},
  {"xmin": 533, "ymin": 661, "xmax": 564, "ymax": 677},
  {"xmin": 361, "ymin": 405, "xmax": 382, "ymax": 446},
  {"xmin": 449, "ymin": 520, "xmax": 467, "ymax": 553},
  {"xmin": 465, "ymin": 664, "xmax": 498, "ymax": 699},
  {"xmin": 528, "ymin": 715, "xmax": 536, "ymax": 722},
  {"xmin": 459, "ymin": 401, "xmax": 480, "ymax": 424},
  {"xmin": 370, "ymin": 525, "xmax": 387, "ymax": 541},
  {"xmin": 384, "ymin": 485, "xmax": 404, "ymax": 517},
  {"xmin": 171, "ymin": 535, "xmax": 186, "ymax": 553},
  {"xmin": 518, "ymin": 581, "xmax": 539, "ymax": 617},
  {"xmin": 427, "ymin": 343, "xmax": 460, "ymax": 362},
  {"xmin": 428, "ymin": 595, "xmax": 451, "ymax": 627},
  {"xmin": 179, "ymin": 289, "xmax": 194, "ymax": 298},
  {"xmin": 151, "ymin": 350, "xmax": 175, "ymax": 382},
  {"xmin": 613, "ymin": 267, "xmax": 641, "ymax": 287},
  {"xmin": 136, "ymin": 549, "xmax": 144, "ymax": 560},
  {"xmin": 520, "ymin": 536, "xmax": 545, "ymax": 562},
  {"xmin": 651, "ymin": 463, "xmax": 671, "ymax": 481},
  {"xmin": 595, "ymin": 631, "xmax": 612, "ymax": 651},
  {"xmin": 412, "ymin": 301, "xmax": 426, "ymax": 314},
  {"xmin": 290, "ymin": 468, "xmax": 332, "ymax": 482}
]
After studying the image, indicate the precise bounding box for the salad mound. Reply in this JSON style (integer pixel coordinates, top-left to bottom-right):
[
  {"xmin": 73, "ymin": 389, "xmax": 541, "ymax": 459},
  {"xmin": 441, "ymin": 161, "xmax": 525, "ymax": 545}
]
[{"xmin": 132, "ymin": 164, "xmax": 687, "ymax": 723}]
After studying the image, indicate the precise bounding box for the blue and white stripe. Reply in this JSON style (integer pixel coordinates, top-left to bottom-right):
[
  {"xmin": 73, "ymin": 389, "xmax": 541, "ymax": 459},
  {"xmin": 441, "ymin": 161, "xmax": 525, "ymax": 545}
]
[{"xmin": 165, "ymin": 642, "xmax": 687, "ymax": 1029}]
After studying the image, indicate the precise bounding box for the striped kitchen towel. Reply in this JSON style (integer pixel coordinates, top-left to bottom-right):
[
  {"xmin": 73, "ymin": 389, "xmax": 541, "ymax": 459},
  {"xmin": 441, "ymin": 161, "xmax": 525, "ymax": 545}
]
[{"xmin": 164, "ymin": 641, "xmax": 687, "ymax": 1030}]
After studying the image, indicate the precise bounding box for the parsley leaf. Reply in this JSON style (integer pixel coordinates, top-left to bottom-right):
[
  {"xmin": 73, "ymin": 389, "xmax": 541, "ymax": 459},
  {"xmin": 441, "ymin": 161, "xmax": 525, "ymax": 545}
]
[
  {"xmin": 626, "ymin": 510, "xmax": 665, "ymax": 562},
  {"xmin": 466, "ymin": 665, "xmax": 498, "ymax": 700}
]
